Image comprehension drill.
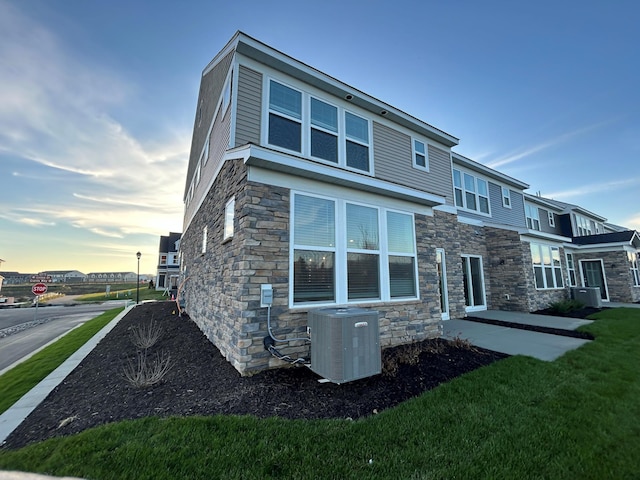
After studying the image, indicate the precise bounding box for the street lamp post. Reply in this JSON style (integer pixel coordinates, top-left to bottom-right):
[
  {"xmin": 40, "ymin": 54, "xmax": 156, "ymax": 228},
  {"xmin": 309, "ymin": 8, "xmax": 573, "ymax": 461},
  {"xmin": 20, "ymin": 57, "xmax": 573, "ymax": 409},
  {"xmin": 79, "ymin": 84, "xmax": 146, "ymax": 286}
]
[{"xmin": 136, "ymin": 251, "xmax": 141, "ymax": 304}]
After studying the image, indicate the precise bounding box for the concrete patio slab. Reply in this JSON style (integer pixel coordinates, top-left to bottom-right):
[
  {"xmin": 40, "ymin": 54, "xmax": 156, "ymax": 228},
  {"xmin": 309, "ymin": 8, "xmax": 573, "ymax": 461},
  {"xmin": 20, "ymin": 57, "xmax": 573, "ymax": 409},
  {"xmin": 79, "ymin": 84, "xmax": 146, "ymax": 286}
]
[
  {"xmin": 469, "ymin": 310, "xmax": 592, "ymax": 330},
  {"xmin": 442, "ymin": 319, "xmax": 591, "ymax": 362}
]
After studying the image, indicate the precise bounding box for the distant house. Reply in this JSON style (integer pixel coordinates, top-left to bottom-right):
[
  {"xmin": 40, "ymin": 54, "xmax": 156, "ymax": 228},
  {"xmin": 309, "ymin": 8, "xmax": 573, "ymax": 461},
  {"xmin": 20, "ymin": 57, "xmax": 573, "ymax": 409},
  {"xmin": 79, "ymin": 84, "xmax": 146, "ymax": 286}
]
[
  {"xmin": 40, "ymin": 270, "xmax": 87, "ymax": 283},
  {"xmin": 156, "ymin": 232, "xmax": 181, "ymax": 291},
  {"xmin": 86, "ymin": 272, "xmax": 137, "ymax": 283}
]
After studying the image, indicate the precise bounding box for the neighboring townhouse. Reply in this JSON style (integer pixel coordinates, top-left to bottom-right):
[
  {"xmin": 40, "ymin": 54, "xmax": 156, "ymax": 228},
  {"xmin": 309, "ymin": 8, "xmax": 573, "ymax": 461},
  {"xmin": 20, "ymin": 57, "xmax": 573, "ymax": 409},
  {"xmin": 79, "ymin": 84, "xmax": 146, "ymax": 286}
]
[
  {"xmin": 536, "ymin": 198, "xmax": 640, "ymax": 303},
  {"xmin": 86, "ymin": 272, "xmax": 137, "ymax": 283},
  {"xmin": 0, "ymin": 272, "xmax": 33, "ymax": 285},
  {"xmin": 40, "ymin": 270, "xmax": 87, "ymax": 283},
  {"xmin": 156, "ymin": 232, "xmax": 181, "ymax": 292},
  {"xmin": 179, "ymin": 32, "xmax": 638, "ymax": 376}
]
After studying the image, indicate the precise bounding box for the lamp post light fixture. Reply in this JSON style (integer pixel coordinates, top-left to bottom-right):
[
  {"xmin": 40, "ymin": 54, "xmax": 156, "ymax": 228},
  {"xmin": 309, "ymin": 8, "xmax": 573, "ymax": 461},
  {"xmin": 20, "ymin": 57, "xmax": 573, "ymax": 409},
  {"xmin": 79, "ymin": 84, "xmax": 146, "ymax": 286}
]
[{"xmin": 136, "ymin": 251, "xmax": 141, "ymax": 304}]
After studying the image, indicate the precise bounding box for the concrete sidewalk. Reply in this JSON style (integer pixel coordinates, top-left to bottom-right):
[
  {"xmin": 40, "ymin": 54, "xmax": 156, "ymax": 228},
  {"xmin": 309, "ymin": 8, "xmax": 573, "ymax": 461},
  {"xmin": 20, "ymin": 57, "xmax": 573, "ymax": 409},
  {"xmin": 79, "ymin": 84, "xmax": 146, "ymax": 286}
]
[
  {"xmin": 442, "ymin": 310, "xmax": 593, "ymax": 362},
  {"xmin": 0, "ymin": 305, "xmax": 133, "ymax": 445}
]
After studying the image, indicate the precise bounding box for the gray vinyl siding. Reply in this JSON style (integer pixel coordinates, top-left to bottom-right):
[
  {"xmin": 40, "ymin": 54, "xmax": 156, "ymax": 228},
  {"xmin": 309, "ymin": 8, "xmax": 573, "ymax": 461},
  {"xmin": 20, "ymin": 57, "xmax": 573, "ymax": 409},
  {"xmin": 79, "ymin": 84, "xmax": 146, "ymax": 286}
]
[
  {"xmin": 488, "ymin": 184, "xmax": 526, "ymax": 227},
  {"xmin": 184, "ymin": 49, "xmax": 235, "ymax": 198},
  {"xmin": 235, "ymin": 65, "xmax": 262, "ymax": 147},
  {"xmin": 373, "ymin": 121, "xmax": 453, "ymax": 204},
  {"xmin": 539, "ymin": 208, "xmax": 564, "ymax": 235},
  {"xmin": 456, "ymin": 183, "xmax": 526, "ymax": 228}
]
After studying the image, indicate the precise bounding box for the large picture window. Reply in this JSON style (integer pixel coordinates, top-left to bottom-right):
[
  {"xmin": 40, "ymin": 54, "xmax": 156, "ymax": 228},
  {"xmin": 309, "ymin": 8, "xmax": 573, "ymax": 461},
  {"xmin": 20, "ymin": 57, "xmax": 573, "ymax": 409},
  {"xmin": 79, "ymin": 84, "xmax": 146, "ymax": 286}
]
[
  {"xmin": 453, "ymin": 168, "xmax": 489, "ymax": 214},
  {"xmin": 267, "ymin": 78, "xmax": 372, "ymax": 173},
  {"xmin": 291, "ymin": 193, "xmax": 417, "ymax": 305},
  {"xmin": 531, "ymin": 243, "xmax": 563, "ymax": 289}
]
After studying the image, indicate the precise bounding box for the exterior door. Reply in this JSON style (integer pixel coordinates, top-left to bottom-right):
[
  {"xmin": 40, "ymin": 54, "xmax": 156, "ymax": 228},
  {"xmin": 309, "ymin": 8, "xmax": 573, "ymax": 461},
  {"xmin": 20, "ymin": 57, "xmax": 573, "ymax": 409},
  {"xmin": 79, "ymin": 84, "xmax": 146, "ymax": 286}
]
[
  {"xmin": 462, "ymin": 255, "xmax": 486, "ymax": 311},
  {"xmin": 436, "ymin": 248, "xmax": 449, "ymax": 320},
  {"xmin": 580, "ymin": 260, "xmax": 609, "ymax": 301}
]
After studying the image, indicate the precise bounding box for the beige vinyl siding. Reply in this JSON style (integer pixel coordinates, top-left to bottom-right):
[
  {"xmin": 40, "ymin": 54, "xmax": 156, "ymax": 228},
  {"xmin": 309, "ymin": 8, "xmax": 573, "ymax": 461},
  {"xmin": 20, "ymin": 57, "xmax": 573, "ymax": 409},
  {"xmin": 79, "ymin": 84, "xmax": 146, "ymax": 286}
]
[
  {"xmin": 184, "ymin": 49, "xmax": 235, "ymax": 198},
  {"xmin": 235, "ymin": 65, "xmax": 262, "ymax": 147},
  {"xmin": 373, "ymin": 122, "xmax": 453, "ymax": 204}
]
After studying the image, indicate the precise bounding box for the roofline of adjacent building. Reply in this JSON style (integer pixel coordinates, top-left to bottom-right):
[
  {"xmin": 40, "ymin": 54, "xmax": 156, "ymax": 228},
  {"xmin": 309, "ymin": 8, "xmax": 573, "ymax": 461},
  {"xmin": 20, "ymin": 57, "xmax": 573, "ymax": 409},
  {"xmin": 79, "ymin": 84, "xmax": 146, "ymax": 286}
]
[
  {"xmin": 529, "ymin": 195, "xmax": 608, "ymax": 222},
  {"xmin": 452, "ymin": 152, "xmax": 529, "ymax": 189},
  {"xmin": 204, "ymin": 31, "xmax": 459, "ymax": 148}
]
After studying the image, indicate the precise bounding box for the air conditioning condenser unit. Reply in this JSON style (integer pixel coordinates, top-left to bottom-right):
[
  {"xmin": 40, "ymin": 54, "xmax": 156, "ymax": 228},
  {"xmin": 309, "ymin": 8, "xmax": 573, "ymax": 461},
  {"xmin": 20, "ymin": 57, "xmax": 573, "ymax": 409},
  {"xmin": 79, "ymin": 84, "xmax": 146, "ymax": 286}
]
[{"xmin": 308, "ymin": 307, "xmax": 380, "ymax": 384}]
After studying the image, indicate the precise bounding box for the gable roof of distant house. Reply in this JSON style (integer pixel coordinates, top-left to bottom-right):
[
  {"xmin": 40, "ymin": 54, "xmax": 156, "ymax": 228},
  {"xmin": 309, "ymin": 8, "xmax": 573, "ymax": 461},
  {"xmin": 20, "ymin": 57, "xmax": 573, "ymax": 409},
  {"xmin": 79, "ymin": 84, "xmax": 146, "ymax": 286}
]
[{"xmin": 159, "ymin": 232, "xmax": 182, "ymax": 253}]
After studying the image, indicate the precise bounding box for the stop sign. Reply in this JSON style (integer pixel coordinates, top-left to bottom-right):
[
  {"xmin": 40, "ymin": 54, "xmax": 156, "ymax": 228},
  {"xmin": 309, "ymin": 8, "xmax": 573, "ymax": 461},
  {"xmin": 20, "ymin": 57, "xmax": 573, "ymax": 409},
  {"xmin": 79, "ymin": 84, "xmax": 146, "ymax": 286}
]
[{"xmin": 32, "ymin": 283, "xmax": 48, "ymax": 296}]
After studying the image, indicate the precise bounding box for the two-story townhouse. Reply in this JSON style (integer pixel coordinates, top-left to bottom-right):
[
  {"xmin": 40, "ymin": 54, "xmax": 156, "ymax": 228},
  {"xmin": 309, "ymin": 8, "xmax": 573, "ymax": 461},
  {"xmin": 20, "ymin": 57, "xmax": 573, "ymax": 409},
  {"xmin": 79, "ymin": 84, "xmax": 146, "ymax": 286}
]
[
  {"xmin": 538, "ymin": 198, "xmax": 640, "ymax": 303},
  {"xmin": 180, "ymin": 32, "xmax": 492, "ymax": 375},
  {"xmin": 40, "ymin": 270, "xmax": 87, "ymax": 283},
  {"xmin": 156, "ymin": 232, "xmax": 181, "ymax": 292}
]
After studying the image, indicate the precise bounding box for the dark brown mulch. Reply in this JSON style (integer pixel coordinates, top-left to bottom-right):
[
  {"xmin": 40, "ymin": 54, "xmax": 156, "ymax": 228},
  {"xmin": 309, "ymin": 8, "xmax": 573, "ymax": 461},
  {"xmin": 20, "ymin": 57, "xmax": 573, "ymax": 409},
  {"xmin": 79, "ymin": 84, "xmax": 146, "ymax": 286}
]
[{"xmin": 2, "ymin": 302, "xmax": 507, "ymax": 450}]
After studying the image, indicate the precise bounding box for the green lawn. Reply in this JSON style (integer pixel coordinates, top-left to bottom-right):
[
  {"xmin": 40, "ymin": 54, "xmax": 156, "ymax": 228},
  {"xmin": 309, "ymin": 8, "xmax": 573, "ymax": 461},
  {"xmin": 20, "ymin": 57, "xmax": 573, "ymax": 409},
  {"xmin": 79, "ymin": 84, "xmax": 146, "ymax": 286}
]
[
  {"xmin": 0, "ymin": 307, "xmax": 124, "ymax": 415},
  {"xmin": 75, "ymin": 287, "xmax": 167, "ymax": 303},
  {"xmin": 1, "ymin": 308, "xmax": 639, "ymax": 479}
]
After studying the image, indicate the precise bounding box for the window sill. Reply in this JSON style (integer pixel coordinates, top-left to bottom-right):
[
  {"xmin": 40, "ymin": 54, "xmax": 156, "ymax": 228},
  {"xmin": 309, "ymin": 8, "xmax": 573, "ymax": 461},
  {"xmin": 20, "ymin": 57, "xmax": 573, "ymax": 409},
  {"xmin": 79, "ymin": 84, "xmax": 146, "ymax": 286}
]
[{"xmin": 222, "ymin": 236, "xmax": 233, "ymax": 245}]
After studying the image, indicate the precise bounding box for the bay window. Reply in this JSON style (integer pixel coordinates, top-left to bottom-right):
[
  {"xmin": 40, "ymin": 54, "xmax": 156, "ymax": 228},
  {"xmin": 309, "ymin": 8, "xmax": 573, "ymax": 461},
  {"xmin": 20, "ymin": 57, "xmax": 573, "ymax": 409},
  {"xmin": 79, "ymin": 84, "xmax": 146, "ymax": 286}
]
[{"xmin": 291, "ymin": 193, "xmax": 417, "ymax": 305}]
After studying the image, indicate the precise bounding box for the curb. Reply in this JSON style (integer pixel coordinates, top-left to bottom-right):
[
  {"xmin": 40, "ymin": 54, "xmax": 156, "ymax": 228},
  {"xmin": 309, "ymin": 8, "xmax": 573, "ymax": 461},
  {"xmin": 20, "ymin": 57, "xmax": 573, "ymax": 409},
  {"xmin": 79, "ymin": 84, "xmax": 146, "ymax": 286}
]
[{"xmin": 0, "ymin": 304, "xmax": 136, "ymax": 445}]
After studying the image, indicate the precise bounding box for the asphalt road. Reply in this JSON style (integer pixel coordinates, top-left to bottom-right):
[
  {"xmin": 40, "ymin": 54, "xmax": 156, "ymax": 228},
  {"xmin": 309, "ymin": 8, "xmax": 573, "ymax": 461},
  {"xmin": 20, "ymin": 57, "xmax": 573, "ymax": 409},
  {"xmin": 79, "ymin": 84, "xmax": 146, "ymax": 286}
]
[{"xmin": 0, "ymin": 301, "xmax": 128, "ymax": 373}]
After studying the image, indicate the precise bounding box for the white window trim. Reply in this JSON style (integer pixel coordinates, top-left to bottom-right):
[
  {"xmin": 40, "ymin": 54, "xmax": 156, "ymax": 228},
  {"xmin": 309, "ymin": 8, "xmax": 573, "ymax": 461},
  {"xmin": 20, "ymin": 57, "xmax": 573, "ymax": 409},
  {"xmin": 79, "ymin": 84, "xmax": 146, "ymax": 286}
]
[
  {"xmin": 525, "ymin": 203, "xmax": 541, "ymax": 231},
  {"xmin": 566, "ymin": 252, "xmax": 577, "ymax": 287},
  {"xmin": 531, "ymin": 243, "xmax": 564, "ymax": 290},
  {"xmin": 453, "ymin": 168, "xmax": 491, "ymax": 216},
  {"xmin": 461, "ymin": 254, "xmax": 487, "ymax": 312},
  {"xmin": 629, "ymin": 251, "xmax": 640, "ymax": 287},
  {"xmin": 201, "ymin": 226, "xmax": 208, "ymax": 254},
  {"xmin": 223, "ymin": 197, "xmax": 235, "ymax": 241},
  {"xmin": 263, "ymin": 76, "xmax": 374, "ymax": 175},
  {"xmin": 548, "ymin": 211, "xmax": 555, "ymax": 227},
  {"xmin": 501, "ymin": 187, "xmax": 511, "ymax": 209},
  {"xmin": 412, "ymin": 138, "xmax": 429, "ymax": 172},
  {"xmin": 289, "ymin": 191, "xmax": 418, "ymax": 307}
]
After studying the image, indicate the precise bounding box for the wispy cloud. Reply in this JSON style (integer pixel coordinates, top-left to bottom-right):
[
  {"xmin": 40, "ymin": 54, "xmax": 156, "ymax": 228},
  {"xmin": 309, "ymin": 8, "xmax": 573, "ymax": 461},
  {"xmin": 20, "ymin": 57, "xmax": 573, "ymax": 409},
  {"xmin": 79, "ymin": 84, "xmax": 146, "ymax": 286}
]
[
  {"xmin": 486, "ymin": 120, "xmax": 614, "ymax": 169},
  {"xmin": 0, "ymin": 1, "xmax": 189, "ymax": 241},
  {"xmin": 545, "ymin": 177, "xmax": 640, "ymax": 200},
  {"xmin": 625, "ymin": 214, "xmax": 640, "ymax": 231}
]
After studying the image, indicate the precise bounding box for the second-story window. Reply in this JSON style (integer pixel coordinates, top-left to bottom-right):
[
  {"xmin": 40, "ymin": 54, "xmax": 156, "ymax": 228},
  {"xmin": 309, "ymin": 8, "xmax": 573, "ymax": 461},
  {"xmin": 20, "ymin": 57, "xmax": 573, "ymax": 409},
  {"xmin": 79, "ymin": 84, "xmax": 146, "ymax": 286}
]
[
  {"xmin": 525, "ymin": 204, "xmax": 540, "ymax": 230},
  {"xmin": 575, "ymin": 214, "xmax": 593, "ymax": 236},
  {"xmin": 310, "ymin": 97, "xmax": 338, "ymax": 163},
  {"xmin": 502, "ymin": 187, "xmax": 511, "ymax": 208},
  {"xmin": 412, "ymin": 139, "xmax": 428, "ymax": 171},
  {"xmin": 268, "ymin": 80, "xmax": 302, "ymax": 152},
  {"xmin": 267, "ymin": 78, "xmax": 372, "ymax": 174},
  {"xmin": 160, "ymin": 255, "xmax": 167, "ymax": 265},
  {"xmin": 453, "ymin": 169, "xmax": 489, "ymax": 214},
  {"xmin": 548, "ymin": 211, "xmax": 555, "ymax": 227}
]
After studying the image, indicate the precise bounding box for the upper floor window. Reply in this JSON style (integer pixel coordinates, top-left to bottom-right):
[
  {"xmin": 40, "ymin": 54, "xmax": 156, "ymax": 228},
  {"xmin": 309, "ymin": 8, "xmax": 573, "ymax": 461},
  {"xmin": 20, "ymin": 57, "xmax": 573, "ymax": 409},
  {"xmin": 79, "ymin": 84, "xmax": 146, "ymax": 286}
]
[
  {"xmin": 629, "ymin": 251, "xmax": 640, "ymax": 287},
  {"xmin": 502, "ymin": 187, "xmax": 511, "ymax": 208},
  {"xmin": 202, "ymin": 135, "xmax": 209, "ymax": 166},
  {"xmin": 202, "ymin": 226, "xmax": 208, "ymax": 254},
  {"xmin": 525, "ymin": 203, "xmax": 540, "ymax": 230},
  {"xmin": 160, "ymin": 255, "xmax": 167, "ymax": 265},
  {"xmin": 412, "ymin": 139, "xmax": 429, "ymax": 171},
  {"xmin": 221, "ymin": 72, "xmax": 232, "ymax": 113},
  {"xmin": 575, "ymin": 214, "xmax": 593, "ymax": 236},
  {"xmin": 453, "ymin": 169, "xmax": 489, "ymax": 214},
  {"xmin": 267, "ymin": 79, "xmax": 372, "ymax": 173},
  {"xmin": 548, "ymin": 211, "xmax": 555, "ymax": 227},
  {"xmin": 530, "ymin": 243, "xmax": 563, "ymax": 289}
]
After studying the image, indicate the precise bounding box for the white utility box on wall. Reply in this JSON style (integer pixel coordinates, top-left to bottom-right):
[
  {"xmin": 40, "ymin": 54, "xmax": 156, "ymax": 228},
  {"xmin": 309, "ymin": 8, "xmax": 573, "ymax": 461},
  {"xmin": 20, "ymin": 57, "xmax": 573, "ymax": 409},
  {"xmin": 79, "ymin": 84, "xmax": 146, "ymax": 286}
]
[{"xmin": 308, "ymin": 307, "xmax": 381, "ymax": 384}]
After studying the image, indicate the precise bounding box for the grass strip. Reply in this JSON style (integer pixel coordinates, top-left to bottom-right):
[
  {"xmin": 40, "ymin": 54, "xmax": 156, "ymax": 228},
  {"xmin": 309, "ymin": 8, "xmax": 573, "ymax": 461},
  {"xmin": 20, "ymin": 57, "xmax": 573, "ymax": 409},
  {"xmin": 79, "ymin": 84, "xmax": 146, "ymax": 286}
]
[
  {"xmin": 0, "ymin": 307, "xmax": 123, "ymax": 415},
  {"xmin": 76, "ymin": 289, "xmax": 166, "ymax": 303},
  {"xmin": 0, "ymin": 308, "xmax": 639, "ymax": 479}
]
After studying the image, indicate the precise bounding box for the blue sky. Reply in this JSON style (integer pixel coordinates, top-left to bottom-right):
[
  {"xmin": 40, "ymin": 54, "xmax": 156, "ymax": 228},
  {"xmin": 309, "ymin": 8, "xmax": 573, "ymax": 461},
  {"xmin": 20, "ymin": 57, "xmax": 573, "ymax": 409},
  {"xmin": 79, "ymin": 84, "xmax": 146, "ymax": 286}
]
[{"xmin": 1, "ymin": 0, "xmax": 639, "ymax": 275}]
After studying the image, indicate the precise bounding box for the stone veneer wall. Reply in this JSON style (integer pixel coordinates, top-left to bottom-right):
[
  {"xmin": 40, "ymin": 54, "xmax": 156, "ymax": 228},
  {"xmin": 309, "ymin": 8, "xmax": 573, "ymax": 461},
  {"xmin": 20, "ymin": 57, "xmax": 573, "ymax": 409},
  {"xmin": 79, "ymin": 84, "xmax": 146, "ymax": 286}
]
[
  {"xmin": 571, "ymin": 250, "xmax": 639, "ymax": 302},
  {"xmin": 484, "ymin": 228, "xmax": 530, "ymax": 311},
  {"xmin": 183, "ymin": 160, "xmax": 459, "ymax": 375}
]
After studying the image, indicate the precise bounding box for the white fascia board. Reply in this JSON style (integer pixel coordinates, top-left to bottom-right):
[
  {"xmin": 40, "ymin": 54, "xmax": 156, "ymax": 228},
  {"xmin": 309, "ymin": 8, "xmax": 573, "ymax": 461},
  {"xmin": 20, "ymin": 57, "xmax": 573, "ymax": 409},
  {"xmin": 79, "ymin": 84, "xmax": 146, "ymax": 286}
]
[
  {"xmin": 238, "ymin": 145, "xmax": 447, "ymax": 207},
  {"xmin": 433, "ymin": 204, "xmax": 457, "ymax": 215},
  {"xmin": 569, "ymin": 242, "xmax": 630, "ymax": 253},
  {"xmin": 233, "ymin": 33, "xmax": 459, "ymax": 148},
  {"xmin": 519, "ymin": 230, "xmax": 572, "ymax": 243},
  {"xmin": 457, "ymin": 216, "xmax": 484, "ymax": 227},
  {"xmin": 452, "ymin": 152, "xmax": 529, "ymax": 190},
  {"xmin": 523, "ymin": 194, "xmax": 565, "ymax": 212}
]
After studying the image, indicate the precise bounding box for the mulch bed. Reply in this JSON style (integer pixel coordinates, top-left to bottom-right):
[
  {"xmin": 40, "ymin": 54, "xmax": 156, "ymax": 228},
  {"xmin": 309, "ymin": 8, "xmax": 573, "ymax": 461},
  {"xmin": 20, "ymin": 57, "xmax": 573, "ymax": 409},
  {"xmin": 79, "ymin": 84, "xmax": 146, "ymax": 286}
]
[{"xmin": 2, "ymin": 302, "xmax": 507, "ymax": 450}]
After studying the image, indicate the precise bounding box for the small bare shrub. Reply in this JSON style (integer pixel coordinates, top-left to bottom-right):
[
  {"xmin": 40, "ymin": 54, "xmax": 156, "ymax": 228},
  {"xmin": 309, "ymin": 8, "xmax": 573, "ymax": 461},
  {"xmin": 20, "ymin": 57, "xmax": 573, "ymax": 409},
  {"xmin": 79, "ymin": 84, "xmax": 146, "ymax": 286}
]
[
  {"xmin": 382, "ymin": 340, "xmax": 442, "ymax": 377},
  {"xmin": 450, "ymin": 334, "xmax": 473, "ymax": 349},
  {"xmin": 130, "ymin": 316, "xmax": 163, "ymax": 349},
  {"xmin": 123, "ymin": 350, "xmax": 173, "ymax": 388}
]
